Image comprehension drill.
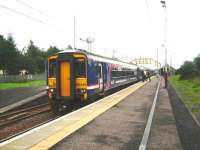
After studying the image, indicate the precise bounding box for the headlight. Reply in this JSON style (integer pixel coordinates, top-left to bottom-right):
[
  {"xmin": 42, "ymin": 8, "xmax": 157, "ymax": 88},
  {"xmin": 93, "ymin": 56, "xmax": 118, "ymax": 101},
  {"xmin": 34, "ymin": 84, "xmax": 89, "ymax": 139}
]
[
  {"xmin": 78, "ymin": 89, "xmax": 86, "ymax": 94},
  {"xmin": 50, "ymin": 88, "xmax": 54, "ymax": 92}
]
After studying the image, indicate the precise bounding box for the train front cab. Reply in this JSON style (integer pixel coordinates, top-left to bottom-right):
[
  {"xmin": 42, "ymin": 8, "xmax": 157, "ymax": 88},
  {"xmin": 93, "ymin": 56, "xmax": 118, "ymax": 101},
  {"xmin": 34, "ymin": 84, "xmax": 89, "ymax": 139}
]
[{"xmin": 47, "ymin": 53, "xmax": 87, "ymax": 112}]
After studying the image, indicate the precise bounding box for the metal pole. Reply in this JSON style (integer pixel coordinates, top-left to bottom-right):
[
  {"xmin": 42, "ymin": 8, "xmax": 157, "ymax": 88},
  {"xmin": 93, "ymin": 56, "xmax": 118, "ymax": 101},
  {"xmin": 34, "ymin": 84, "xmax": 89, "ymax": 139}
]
[
  {"xmin": 157, "ymin": 48, "xmax": 159, "ymax": 69},
  {"xmin": 74, "ymin": 16, "xmax": 76, "ymax": 49},
  {"xmin": 90, "ymin": 42, "xmax": 92, "ymax": 53},
  {"xmin": 88, "ymin": 41, "xmax": 90, "ymax": 52},
  {"xmin": 112, "ymin": 50, "xmax": 117, "ymax": 58},
  {"xmin": 104, "ymin": 49, "xmax": 107, "ymax": 56},
  {"xmin": 160, "ymin": 0, "xmax": 167, "ymax": 71},
  {"xmin": 164, "ymin": 5, "xmax": 167, "ymax": 71},
  {"xmin": 170, "ymin": 56, "xmax": 172, "ymax": 74}
]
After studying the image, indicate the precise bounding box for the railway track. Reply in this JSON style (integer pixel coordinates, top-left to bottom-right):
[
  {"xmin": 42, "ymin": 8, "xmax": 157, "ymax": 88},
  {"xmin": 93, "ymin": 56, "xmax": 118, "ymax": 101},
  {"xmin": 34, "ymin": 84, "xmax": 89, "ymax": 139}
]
[
  {"xmin": 0, "ymin": 103, "xmax": 51, "ymax": 128},
  {"xmin": 0, "ymin": 102, "xmax": 56, "ymax": 141},
  {"xmin": 0, "ymin": 114, "xmax": 60, "ymax": 143}
]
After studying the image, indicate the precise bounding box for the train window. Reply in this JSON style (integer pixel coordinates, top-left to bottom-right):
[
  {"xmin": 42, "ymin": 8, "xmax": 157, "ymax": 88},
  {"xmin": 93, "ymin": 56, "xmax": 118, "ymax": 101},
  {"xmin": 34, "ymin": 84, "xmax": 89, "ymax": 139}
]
[
  {"xmin": 112, "ymin": 70, "xmax": 117, "ymax": 77},
  {"xmin": 49, "ymin": 59, "xmax": 56, "ymax": 77},
  {"xmin": 75, "ymin": 58, "xmax": 86, "ymax": 78},
  {"xmin": 95, "ymin": 65, "xmax": 101, "ymax": 78}
]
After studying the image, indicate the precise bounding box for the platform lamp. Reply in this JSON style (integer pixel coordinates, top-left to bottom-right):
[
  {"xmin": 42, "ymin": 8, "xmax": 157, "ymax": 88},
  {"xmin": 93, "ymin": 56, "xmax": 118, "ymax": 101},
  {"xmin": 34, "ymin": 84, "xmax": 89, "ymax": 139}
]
[{"xmin": 80, "ymin": 37, "xmax": 94, "ymax": 53}]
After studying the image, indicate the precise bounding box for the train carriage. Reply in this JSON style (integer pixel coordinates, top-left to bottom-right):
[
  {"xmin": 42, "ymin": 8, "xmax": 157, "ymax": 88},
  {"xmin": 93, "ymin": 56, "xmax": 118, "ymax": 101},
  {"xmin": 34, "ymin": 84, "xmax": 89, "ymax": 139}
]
[{"xmin": 47, "ymin": 49, "xmax": 143, "ymax": 113}]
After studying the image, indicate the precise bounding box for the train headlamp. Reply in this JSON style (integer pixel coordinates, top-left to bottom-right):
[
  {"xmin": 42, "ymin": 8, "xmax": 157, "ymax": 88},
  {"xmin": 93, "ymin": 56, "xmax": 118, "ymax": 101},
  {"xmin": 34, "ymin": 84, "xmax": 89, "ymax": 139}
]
[
  {"xmin": 79, "ymin": 89, "xmax": 86, "ymax": 94},
  {"xmin": 50, "ymin": 88, "xmax": 54, "ymax": 92}
]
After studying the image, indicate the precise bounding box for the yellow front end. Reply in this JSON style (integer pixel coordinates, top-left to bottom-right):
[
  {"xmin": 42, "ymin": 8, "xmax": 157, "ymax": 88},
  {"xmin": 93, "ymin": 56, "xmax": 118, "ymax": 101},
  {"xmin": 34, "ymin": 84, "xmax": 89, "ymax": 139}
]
[
  {"xmin": 76, "ymin": 78, "xmax": 87, "ymax": 100},
  {"xmin": 48, "ymin": 78, "xmax": 56, "ymax": 88},
  {"xmin": 47, "ymin": 55, "xmax": 57, "ymax": 100},
  {"xmin": 48, "ymin": 78, "xmax": 56, "ymax": 99}
]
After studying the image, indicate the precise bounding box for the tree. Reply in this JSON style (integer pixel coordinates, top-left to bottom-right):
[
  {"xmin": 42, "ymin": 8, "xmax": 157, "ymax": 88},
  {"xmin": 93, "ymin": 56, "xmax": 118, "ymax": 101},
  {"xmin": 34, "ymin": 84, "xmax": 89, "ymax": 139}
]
[
  {"xmin": 46, "ymin": 46, "xmax": 60, "ymax": 56},
  {"xmin": 179, "ymin": 61, "xmax": 196, "ymax": 79},
  {"xmin": 0, "ymin": 34, "xmax": 21, "ymax": 74},
  {"xmin": 25, "ymin": 40, "xmax": 46, "ymax": 74},
  {"xmin": 193, "ymin": 55, "xmax": 200, "ymax": 73},
  {"xmin": 66, "ymin": 45, "xmax": 72, "ymax": 49},
  {"xmin": 0, "ymin": 35, "xmax": 7, "ymax": 74}
]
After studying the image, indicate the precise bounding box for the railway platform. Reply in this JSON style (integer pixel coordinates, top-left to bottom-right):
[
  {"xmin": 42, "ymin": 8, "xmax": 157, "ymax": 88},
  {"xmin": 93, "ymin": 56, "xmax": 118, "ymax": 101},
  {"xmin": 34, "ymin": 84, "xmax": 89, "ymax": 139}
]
[
  {"xmin": 0, "ymin": 86, "xmax": 46, "ymax": 113},
  {"xmin": 0, "ymin": 77, "xmax": 182, "ymax": 150}
]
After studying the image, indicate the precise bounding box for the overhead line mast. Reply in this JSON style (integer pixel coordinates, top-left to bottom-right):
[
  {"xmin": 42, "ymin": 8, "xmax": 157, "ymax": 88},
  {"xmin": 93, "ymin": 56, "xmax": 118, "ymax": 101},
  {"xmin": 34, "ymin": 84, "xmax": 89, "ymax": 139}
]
[
  {"xmin": 74, "ymin": 16, "xmax": 76, "ymax": 49},
  {"xmin": 160, "ymin": 0, "xmax": 167, "ymax": 71},
  {"xmin": 145, "ymin": 0, "xmax": 151, "ymax": 22}
]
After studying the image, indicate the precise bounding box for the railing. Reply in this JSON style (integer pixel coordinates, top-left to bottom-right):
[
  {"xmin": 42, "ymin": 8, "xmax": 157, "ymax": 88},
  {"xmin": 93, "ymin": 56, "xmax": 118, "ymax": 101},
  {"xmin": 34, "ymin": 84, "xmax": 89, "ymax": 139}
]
[{"xmin": 0, "ymin": 73, "xmax": 45, "ymax": 83}]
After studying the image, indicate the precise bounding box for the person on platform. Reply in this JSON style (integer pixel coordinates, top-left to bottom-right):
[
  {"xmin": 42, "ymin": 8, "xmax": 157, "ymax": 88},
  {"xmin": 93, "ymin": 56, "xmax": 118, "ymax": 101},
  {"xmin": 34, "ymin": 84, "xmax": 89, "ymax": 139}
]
[
  {"xmin": 147, "ymin": 71, "xmax": 151, "ymax": 81},
  {"xmin": 141, "ymin": 70, "xmax": 146, "ymax": 82},
  {"xmin": 163, "ymin": 71, "xmax": 168, "ymax": 88}
]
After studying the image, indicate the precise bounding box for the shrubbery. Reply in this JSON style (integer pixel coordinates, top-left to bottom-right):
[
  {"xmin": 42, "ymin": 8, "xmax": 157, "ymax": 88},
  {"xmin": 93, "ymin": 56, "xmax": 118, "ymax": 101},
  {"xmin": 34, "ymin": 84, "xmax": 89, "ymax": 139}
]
[{"xmin": 177, "ymin": 55, "xmax": 200, "ymax": 79}]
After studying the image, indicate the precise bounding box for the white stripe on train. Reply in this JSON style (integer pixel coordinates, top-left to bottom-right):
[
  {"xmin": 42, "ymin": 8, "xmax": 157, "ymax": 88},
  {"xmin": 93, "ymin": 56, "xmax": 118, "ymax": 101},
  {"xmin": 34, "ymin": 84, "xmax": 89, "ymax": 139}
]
[{"xmin": 87, "ymin": 84, "xmax": 99, "ymax": 90}]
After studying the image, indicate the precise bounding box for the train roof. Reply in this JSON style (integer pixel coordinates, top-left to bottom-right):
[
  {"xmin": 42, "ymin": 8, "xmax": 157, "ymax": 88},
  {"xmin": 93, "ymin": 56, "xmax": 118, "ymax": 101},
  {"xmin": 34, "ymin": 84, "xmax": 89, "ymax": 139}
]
[
  {"xmin": 60, "ymin": 49, "xmax": 138, "ymax": 69},
  {"xmin": 58, "ymin": 49, "xmax": 154, "ymax": 70}
]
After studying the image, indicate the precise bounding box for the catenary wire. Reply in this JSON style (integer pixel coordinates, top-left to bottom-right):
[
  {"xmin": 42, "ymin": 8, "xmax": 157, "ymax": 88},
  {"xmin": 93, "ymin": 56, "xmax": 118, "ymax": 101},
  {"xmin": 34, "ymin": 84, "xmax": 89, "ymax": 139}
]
[{"xmin": 0, "ymin": 4, "xmax": 63, "ymax": 32}]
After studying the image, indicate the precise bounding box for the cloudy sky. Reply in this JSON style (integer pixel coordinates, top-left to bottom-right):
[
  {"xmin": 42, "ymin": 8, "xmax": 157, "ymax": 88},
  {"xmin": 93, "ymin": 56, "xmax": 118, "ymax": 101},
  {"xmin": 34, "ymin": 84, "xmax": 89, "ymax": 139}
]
[{"xmin": 0, "ymin": 0, "xmax": 200, "ymax": 68}]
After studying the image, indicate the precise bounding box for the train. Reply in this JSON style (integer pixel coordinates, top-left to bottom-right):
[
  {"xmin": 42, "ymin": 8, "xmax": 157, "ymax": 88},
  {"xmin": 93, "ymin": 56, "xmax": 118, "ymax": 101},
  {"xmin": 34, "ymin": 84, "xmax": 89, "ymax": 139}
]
[{"xmin": 46, "ymin": 49, "xmax": 150, "ymax": 113}]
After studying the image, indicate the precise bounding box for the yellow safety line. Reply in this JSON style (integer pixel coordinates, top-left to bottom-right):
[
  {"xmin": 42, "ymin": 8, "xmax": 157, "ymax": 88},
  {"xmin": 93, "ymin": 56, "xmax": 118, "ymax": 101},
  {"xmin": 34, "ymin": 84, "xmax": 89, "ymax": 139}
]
[{"xmin": 29, "ymin": 81, "xmax": 147, "ymax": 150}]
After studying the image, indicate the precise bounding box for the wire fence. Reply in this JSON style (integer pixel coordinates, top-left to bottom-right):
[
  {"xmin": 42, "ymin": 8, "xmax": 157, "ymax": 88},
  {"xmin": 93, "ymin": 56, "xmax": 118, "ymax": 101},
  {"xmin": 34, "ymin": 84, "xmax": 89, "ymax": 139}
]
[{"xmin": 0, "ymin": 73, "xmax": 46, "ymax": 83}]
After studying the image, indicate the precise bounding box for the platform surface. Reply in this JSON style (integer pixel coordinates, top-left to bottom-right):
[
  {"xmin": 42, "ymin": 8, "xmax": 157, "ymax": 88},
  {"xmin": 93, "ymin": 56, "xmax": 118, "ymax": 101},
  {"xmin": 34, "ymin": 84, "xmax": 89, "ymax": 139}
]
[
  {"xmin": 51, "ymin": 78, "xmax": 182, "ymax": 150},
  {"xmin": 147, "ymin": 79, "xmax": 182, "ymax": 150}
]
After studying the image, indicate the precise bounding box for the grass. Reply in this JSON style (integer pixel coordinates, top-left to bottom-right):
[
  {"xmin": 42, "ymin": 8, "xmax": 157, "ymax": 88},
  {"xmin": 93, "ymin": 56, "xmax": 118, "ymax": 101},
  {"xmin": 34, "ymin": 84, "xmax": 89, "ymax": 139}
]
[
  {"xmin": 0, "ymin": 80, "xmax": 46, "ymax": 90},
  {"xmin": 169, "ymin": 75, "xmax": 200, "ymax": 124}
]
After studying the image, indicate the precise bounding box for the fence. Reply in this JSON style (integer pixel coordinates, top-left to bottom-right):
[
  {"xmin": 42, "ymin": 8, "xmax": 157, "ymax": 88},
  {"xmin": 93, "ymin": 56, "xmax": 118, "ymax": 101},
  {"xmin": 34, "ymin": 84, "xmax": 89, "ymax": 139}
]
[{"xmin": 0, "ymin": 73, "xmax": 46, "ymax": 83}]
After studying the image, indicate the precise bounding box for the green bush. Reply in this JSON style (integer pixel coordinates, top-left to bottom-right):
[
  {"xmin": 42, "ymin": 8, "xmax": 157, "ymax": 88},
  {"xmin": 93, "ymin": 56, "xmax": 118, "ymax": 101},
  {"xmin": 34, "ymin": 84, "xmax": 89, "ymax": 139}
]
[
  {"xmin": 194, "ymin": 56, "xmax": 200, "ymax": 73},
  {"xmin": 179, "ymin": 61, "xmax": 197, "ymax": 79}
]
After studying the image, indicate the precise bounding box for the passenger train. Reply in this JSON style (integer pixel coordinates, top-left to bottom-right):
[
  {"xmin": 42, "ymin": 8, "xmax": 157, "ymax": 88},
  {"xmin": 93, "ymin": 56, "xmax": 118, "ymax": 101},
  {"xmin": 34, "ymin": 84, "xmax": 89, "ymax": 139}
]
[{"xmin": 47, "ymin": 49, "xmax": 148, "ymax": 113}]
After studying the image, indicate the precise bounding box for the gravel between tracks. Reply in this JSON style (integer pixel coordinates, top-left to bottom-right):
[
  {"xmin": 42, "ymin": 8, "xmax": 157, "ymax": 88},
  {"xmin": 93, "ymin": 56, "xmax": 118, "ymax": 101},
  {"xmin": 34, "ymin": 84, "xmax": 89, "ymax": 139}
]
[{"xmin": 168, "ymin": 84, "xmax": 200, "ymax": 150}]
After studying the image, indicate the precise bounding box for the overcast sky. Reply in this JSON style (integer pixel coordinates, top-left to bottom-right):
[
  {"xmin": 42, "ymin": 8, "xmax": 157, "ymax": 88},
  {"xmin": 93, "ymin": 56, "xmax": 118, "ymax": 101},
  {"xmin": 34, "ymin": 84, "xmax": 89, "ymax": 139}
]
[{"xmin": 0, "ymin": 0, "xmax": 200, "ymax": 68}]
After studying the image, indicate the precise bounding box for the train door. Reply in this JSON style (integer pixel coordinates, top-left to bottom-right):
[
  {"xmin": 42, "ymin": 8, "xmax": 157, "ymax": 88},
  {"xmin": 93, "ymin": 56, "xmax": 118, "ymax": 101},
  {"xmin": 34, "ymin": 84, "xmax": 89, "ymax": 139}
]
[
  {"xmin": 60, "ymin": 61, "xmax": 71, "ymax": 97},
  {"xmin": 57, "ymin": 57, "xmax": 75, "ymax": 100},
  {"xmin": 97, "ymin": 63, "xmax": 103, "ymax": 92}
]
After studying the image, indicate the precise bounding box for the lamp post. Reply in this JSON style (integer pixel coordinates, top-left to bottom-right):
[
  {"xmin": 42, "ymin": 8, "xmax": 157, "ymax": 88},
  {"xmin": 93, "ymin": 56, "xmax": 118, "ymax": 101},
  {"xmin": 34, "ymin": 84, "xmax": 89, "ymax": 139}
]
[
  {"xmin": 168, "ymin": 52, "xmax": 175, "ymax": 75},
  {"xmin": 112, "ymin": 50, "xmax": 117, "ymax": 59},
  {"xmin": 80, "ymin": 37, "xmax": 94, "ymax": 53},
  {"xmin": 74, "ymin": 16, "xmax": 76, "ymax": 49},
  {"xmin": 160, "ymin": 0, "xmax": 167, "ymax": 71},
  {"xmin": 157, "ymin": 48, "xmax": 159, "ymax": 69}
]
